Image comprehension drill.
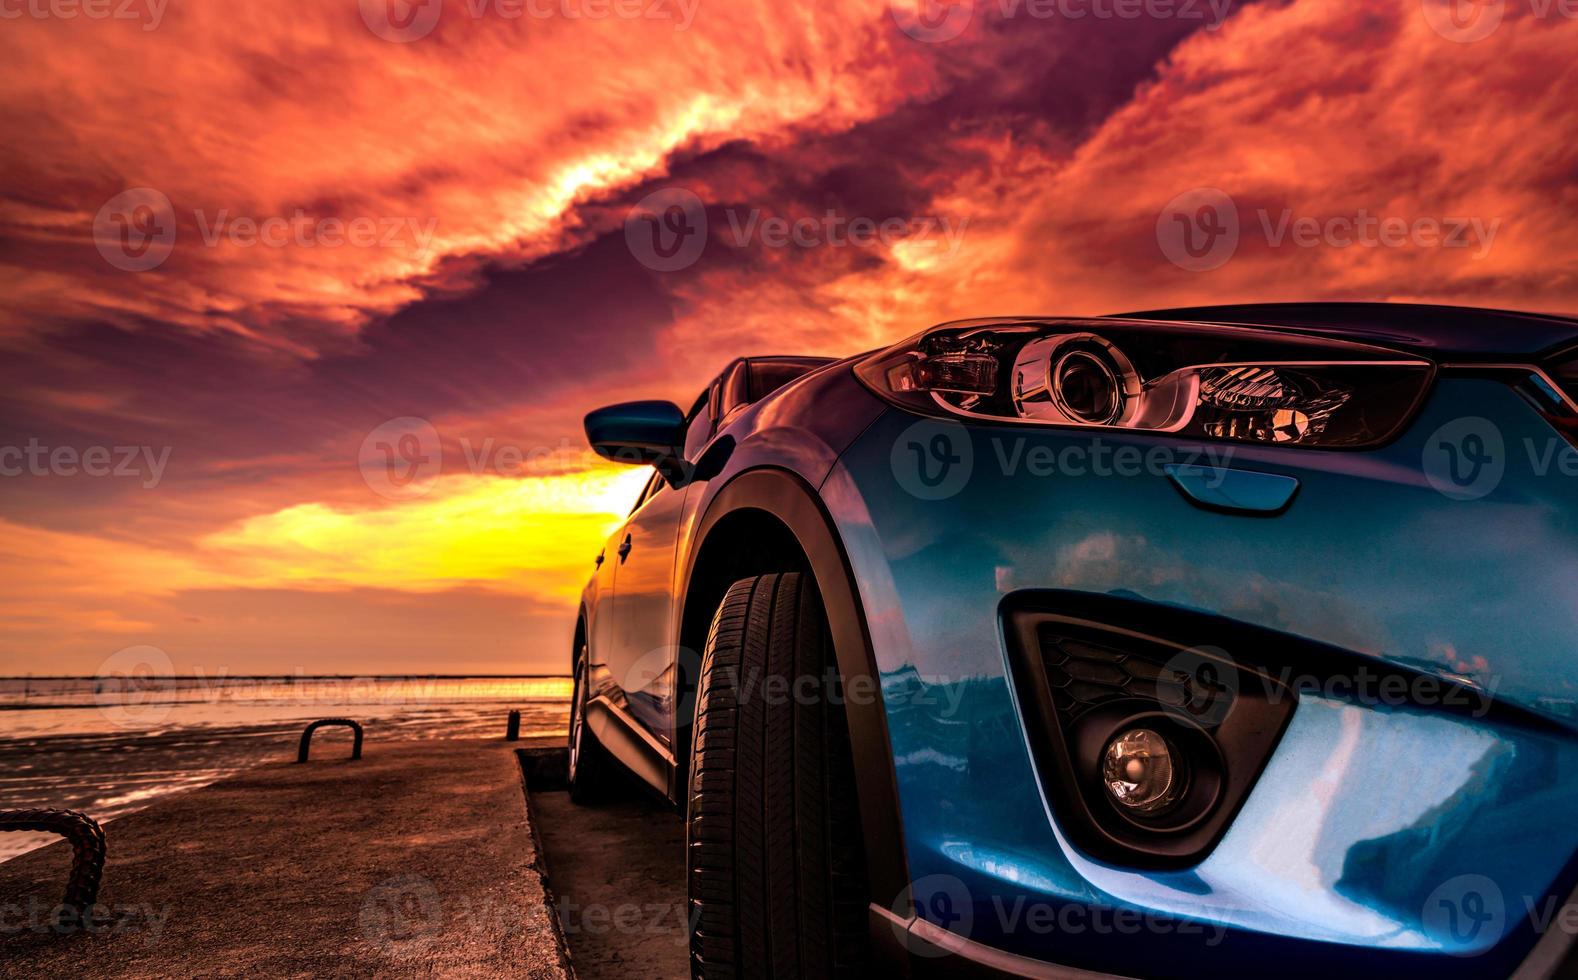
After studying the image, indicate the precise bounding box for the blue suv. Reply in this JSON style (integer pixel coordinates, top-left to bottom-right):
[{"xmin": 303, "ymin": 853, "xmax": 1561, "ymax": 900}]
[{"xmin": 570, "ymin": 303, "xmax": 1578, "ymax": 979}]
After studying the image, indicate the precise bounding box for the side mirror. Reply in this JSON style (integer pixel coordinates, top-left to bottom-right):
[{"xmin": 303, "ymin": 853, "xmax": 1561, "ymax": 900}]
[{"xmin": 584, "ymin": 401, "xmax": 687, "ymax": 479}]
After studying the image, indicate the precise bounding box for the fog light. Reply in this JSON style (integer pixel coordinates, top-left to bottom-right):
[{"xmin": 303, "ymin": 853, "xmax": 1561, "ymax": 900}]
[{"xmin": 1102, "ymin": 729, "xmax": 1181, "ymax": 814}]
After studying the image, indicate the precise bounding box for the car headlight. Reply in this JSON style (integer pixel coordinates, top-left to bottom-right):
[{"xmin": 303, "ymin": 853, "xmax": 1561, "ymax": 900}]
[
  {"xmin": 855, "ymin": 318, "xmax": 1435, "ymax": 448},
  {"xmin": 1553, "ymin": 351, "xmax": 1578, "ymax": 421},
  {"xmin": 1515, "ymin": 351, "xmax": 1578, "ymax": 449},
  {"xmin": 1557, "ymin": 352, "xmax": 1578, "ymax": 395}
]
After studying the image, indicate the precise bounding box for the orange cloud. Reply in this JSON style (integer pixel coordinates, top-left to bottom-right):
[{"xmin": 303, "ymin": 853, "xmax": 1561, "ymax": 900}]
[
  {"xmin": 0, "ymin": 0, "xmax": 931, "ymax": 348},
  {"xmin": 995, "ymin": 2, "xmax": 1578, "ymax": 312},
  {"xmin": 3, "ymin": 0, "xmax": 1575, "ymax": 676}
]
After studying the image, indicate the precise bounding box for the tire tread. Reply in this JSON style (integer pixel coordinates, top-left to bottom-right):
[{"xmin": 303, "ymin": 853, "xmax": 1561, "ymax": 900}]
[{"xmin": 687, "ymin": 573, "xmax": 869, "ymax": 979}]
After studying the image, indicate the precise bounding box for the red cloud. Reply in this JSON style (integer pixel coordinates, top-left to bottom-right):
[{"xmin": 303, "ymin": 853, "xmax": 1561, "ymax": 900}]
[{"xmin": 3, "ymin": 0, "xmax": 1575, "ymax": 673}]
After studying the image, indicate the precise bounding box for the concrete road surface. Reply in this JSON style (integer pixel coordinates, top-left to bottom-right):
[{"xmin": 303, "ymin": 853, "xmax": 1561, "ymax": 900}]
[
  {"xmin": 529, "ymin": 786, "xmax": 688, "ymax": 979},
  {"xmin": 0, "ymin": 738, "xmax": 570, "ymax": 979}
]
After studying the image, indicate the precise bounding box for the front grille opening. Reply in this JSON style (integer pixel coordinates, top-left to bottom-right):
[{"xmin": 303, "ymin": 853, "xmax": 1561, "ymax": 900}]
[
  {"xmin": 1037, "ymin": 624, "xmax": 1233, "ymax": 726},
  {"xmin": 1005, "ymin": 600, "xmax": 1307, "ymax": 866}
]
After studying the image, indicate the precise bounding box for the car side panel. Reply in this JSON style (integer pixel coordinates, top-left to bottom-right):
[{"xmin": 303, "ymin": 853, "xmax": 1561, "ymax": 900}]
[
  {"xmin": 578, "ymin": 519, "xmax": 624, "ymax": 747},
  {"xmin": 607, "ymin": 478, "xmax": 690, "ymax": 746}
]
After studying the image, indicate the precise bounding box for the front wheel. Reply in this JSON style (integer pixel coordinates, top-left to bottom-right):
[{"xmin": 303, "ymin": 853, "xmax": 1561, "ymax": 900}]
[{"xmin": 686, "ymin": 572, "xmax": 869, "ymax": 979}]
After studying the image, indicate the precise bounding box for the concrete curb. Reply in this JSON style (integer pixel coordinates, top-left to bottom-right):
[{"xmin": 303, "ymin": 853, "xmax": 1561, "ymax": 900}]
[{"xmin": 517, "ymin": 747, "xmax": 577, "ymax": 979}]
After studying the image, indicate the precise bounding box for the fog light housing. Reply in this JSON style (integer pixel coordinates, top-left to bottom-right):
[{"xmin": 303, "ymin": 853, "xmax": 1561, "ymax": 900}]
[{"xmin": 1102, "ymin": 729, "xmax": 1182, "ymax": 814}]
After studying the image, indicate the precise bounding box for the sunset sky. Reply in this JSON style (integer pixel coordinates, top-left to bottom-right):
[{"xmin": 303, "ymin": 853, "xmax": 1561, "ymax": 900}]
[{"xmin": 1, "ymin": 0, "xmax": 1575, "ymax": 676}]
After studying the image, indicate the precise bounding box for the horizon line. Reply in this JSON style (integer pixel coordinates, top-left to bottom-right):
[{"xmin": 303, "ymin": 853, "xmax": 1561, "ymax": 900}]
[{"xmin": 0, "ymin": 673, "xmax": 572, "ymax": 681}]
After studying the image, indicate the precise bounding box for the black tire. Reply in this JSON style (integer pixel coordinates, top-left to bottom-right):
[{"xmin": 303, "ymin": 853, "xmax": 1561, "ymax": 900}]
[
  {"xmin": 687, "ymin": 573, "xmax": 869, "ymax": 979},
  {"xmin": 568, "ymin": 643, "xmax": 622, "ymax": 804}
]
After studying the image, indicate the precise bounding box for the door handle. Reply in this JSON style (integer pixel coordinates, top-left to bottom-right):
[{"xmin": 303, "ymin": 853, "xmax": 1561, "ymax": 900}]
[{"xmin": 617, "ymin": 534, "xmax": 633, "ymax": 562}]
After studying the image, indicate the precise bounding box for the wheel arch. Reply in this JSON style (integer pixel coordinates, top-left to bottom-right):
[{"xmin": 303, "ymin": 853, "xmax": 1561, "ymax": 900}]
[
  {"xmin": 572, "ymin": 607, "xmax": 587, "ymax": 662},
  {"xmin": 676, "ymin": 465, "xmax": 911, "ymax": 925}
]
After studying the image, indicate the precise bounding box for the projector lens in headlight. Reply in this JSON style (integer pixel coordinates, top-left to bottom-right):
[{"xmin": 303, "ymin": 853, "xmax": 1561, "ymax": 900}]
[
  {"xmin": 1102, "ymin": 728, "xmax": 1181, "ymax": 814},
  {"xmin": 1055, "ymin": 352, "xmax": 1122, "ymax": 422},
  {"xmin": 1011, "ymin": 333, "xmax": 1142, "ymax": 426},
  {"xmin": 856, "ymin": 318, "xmax": 1434, "ymax": 448}
]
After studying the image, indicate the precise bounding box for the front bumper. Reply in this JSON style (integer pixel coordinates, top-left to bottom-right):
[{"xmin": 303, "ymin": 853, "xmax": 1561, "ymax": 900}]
[
  {"xmin": 822, "ymin": 372, "xmax": 1578, "ymax": 978},
  {"xmin": 882, "ymin": 884, "xmax": 1578, "ymax": 979}
]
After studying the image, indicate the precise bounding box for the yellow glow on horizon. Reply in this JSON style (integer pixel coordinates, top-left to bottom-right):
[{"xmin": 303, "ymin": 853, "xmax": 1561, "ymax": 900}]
[{"xmin": 202, "ymin": 465, "xmax": 654, "ymax": 597}]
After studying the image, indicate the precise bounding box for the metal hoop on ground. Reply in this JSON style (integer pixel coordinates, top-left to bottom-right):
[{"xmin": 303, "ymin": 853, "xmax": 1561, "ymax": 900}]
[
  {"xmin": 0, "ymin": 808, "xmax": 107, "ymax": 921},
  {"xmin": 297, "ymin": 718, "xmax": 364, "ymax": 763}
]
